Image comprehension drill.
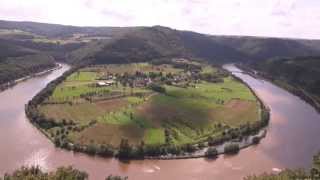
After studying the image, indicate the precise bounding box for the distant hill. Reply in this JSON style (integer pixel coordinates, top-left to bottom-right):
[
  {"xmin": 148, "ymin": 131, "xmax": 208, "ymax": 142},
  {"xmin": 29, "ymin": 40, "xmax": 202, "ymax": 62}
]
[
  {"xmin": 0, "ymin": 39, "xmax": 37, "ymax": 59},
  {"xmin": 211, "ymin": 36, "xmax": 320, "ymax": 62},
  {"xmin": 1, "ymin": 19, "xmax": 320, "ymax": 84},
  {"xmin": 0, "ymin": 20, "xmax": 138, "ymax": 38},
  {"xmin": 67, "ymin": 26, "xmax": 320, "ymax": 65}
]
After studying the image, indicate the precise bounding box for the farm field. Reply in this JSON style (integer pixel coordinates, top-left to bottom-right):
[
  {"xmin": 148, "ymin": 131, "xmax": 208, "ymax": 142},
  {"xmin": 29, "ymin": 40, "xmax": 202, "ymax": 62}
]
[{"xmin": 37, "ymin": 60, "xmax": 261, "ymax": 149}]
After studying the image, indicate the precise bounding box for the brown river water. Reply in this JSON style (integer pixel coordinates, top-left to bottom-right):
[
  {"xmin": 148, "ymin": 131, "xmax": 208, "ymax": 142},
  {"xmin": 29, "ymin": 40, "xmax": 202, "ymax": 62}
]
[{"xmin": 0, "ymin": 63, "xmax": 320, "ymax": 180}]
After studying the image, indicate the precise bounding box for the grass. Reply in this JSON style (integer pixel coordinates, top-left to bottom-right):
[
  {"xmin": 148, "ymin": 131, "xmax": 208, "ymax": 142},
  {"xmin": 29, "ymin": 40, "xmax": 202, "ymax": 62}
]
[
  {"xmin": 39, "ymin": 102, "xmax": 106, "ymax": 124},
  {"xmin": 49, "ymin": 69, "xmax": 151, "ymax": 102},
  {"xmin": 69, "ymin": 123, "xmax": 145, "ymax": 146},
  {"xmin": 165, "ymin": 77, "xmax": 256, "ymax": 102},
  {"xmin": 144, "ymin": 128, "xmax": 165, "ymax": 145},
  {"xmin": 67, "ymin": 71, "xmax": 98, "ymax": 81},
  {"xmin": 82, "ymin": 63, "xmax": 183, "ymax": 75},
  {"xmin": 39, "ymin": 62, "xmax": 261, "ymax": 147}
]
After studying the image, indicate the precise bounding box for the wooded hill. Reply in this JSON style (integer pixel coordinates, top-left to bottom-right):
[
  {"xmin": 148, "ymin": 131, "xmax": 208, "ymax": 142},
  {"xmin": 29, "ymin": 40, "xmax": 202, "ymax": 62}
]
[
  {"xmin": 1, "ymin": 19, "xmax": 320, "ymax": 86},
  {"xmin": 68, "ymin": 26, "xmax": 320, "ymax": 65},
  {"xmin": 251, "ymin": 56, "xmax": 320, "ymax": 111}
]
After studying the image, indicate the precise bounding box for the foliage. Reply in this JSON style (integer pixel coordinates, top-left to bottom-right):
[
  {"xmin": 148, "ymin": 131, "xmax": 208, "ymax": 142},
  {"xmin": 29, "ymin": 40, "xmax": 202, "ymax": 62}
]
[
  {"xmin": 148, "ymin": 83, "xmax": 166, "ymax": 93},
  {"xmin": 252, "ymin": 136, "xmax": 261, "ymax": 144},
  {"xmin": 3, "ymin": 166, "xmax": 88, "ymax": 180},
  {"xmin": 205, "ymin": 147, "xmax": 218, "ymax": 158},
  {"xmin": 106, "ymin": 175, "xmax": 128, "ymax": 180},
  {"xmin": 117, "ymin": 138, "xmax": 133, "ymax": 159},
  {"xmin": 252, "ymin": 56, "xmax": 320, "ymax": 111},
  {"xmin": 0, "ymin": 54, "xmax": 55, "ymax": 85},
  {"xmin": 224, "ymin": 143, "xmax": 240, "ymax": 154}
]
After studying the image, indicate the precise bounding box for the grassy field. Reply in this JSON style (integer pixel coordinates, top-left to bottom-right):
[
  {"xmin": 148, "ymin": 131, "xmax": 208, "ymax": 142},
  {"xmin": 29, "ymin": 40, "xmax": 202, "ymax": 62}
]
[
  {"xmin": 39, "ymin": 62, "xmax": 260, "ymax": 147},
  {"xmin": 82, "ymin": 63, "xmax": 183, "ymax": 75},
  {"xmin": 144, "ymin": 128, "xmax": 166, "ymax": 145}
]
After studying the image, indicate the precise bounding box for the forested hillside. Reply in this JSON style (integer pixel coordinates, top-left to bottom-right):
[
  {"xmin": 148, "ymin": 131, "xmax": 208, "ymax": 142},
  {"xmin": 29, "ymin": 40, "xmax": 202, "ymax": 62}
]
[
  {"xmin": 251, "ymin": 56, "xmax": 320, "ymax": 111},
  {"xmin": 211, "ymin": 36, "xmax": 320, "ymax": 62},
  {"xmin": 1, "ymin": 19, "xmax": 320, "ymax": 87},
  {"xmin": 67, "ymin": 26, "xmax": 320, "ymax": 65},
  {"xmin": 0, "ymin": 54, "xmax": 55, "ymax": 84},
  {"xmin": 0, "ymin": 20, "xmax": 137, "ymax": 38}
]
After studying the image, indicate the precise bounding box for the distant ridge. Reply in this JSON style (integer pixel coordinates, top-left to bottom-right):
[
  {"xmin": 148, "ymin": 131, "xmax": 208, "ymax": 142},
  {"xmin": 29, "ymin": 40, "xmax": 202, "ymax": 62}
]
[{"xmin": 0, "ymin": 19, "xmax": 320, "ymax": 65}]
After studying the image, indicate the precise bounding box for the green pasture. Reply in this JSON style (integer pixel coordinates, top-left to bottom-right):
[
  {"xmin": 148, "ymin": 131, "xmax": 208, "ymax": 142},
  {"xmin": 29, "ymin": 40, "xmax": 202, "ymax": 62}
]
[{"xmin": 39, "ymin": 62, "xmax": 260, "ymax": 147}]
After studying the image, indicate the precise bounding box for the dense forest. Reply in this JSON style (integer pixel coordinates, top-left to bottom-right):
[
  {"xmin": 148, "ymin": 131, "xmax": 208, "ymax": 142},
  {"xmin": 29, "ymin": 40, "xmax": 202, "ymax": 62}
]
[
  {"xmin": 0, "ymin": 20, "xmax": 320, "ymax": 88},
  {"xmin": 251, "ymin": 56, "xmax": 320, "ymax": 111},
  {"xmin": 68, "ymin": 26, "xmax": 320, "ymax": 65},
  {"xmin": 0, "ymin": 54, "xmax": 56, "ymax": 85},
  {"xmin": 1, "ymin": 20, "xmax": 320, "ymax": 67}
]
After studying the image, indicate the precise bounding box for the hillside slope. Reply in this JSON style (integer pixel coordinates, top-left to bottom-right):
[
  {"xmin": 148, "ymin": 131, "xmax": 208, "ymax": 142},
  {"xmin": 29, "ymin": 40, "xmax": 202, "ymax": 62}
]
[
  {"xmin": 252, "ymin": 56, "xmax": 320, "ymax": 111},
  {"xmin": 66, "ymin": 26, "xmax": 320, "ymax": 65},
  {"xmin": 0, "ymin": 54, "xmax": 56, "ymax": 85},
  {"xmin": 211, "ymin": 36, "xmax": 320, "ymax": 62},
  {"xmin": 1, "ymin": 19, "xmax": 320, "ymax": 73}
]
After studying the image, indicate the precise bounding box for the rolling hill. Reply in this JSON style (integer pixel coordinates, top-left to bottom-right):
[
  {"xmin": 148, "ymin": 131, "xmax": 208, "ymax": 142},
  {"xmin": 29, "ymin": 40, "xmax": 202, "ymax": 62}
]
[
  {"xmin": 66, "ymin": 26, "xmax": 320, "ymax": 65},
  {"xmin": 251, "ymin": 56, "xmax": 320, "ymax": 111},
  {"xmin": 1, "ymin": 19, "xmax": 320, "ymax": 86}
]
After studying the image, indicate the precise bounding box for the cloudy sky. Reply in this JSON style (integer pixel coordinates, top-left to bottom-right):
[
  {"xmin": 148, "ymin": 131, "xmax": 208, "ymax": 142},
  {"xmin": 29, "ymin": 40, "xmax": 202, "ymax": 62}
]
[{"xmin": 0, "ymin": 0, "xmax": 319, "ymax": 39}]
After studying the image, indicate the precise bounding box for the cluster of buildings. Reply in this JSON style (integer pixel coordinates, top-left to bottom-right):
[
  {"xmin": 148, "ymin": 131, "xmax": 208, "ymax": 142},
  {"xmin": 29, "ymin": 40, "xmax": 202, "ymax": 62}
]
[{"xmin": 96, "ymin": 74, "xmax": 116, "ymax": 87}]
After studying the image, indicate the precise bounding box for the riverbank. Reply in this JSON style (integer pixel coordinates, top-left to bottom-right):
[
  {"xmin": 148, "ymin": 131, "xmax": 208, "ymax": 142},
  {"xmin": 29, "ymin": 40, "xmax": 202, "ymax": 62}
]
[
  {"xmin": 145, "ymin": 129, "xmax": 267, "ymax": 160},
  {"xmin": 24, "ymin": 63, "xmax": 270, "ymax": 160},
  {"xmin": 236, "ymin": 64, "xmax": 320, "ymax": 113},
  {"xmin": 3, "ymin": 62, "xmax": 320, "ymax": 180},
  {"xmin": 0, "ymin": 63, "xmax": 62, "ymax": 92},
  {"xmin": 144, "ymin": 65, "xmax": 270, "ymax": 160}
]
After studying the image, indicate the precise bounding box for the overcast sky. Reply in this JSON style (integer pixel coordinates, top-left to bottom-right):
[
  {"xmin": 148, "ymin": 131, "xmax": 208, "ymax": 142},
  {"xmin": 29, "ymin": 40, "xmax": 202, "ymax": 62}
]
[{"xmin": 0, "ymin": 0, "xmax": 319, "ymax": 39}]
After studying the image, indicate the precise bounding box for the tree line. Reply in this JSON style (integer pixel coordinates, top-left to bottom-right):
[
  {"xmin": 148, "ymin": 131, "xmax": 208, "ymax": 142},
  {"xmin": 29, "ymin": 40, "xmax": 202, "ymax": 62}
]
[{"xmin": 1, "ymin": 165, "xmax": 128, "ymax": 180}]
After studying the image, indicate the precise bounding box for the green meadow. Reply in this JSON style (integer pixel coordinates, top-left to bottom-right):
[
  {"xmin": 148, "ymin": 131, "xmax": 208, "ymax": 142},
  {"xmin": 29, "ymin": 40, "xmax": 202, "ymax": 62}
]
[{"xmin": 39, "ymin": 62, "xmax": 260, "ymax": 147}]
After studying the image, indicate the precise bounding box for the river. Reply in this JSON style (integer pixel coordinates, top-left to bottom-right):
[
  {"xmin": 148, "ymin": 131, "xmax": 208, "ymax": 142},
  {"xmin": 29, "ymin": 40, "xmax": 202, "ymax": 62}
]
[{"xmin": 0, "ymin": 63, "xmax": 319, "ymax": 180}]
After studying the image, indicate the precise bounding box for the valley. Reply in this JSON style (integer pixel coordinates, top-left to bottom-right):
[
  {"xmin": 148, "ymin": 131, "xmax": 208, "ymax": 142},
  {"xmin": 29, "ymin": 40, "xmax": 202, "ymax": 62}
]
[{"xmin": 0, "ymin": 19, "xmax": 320, "ymax": 179}]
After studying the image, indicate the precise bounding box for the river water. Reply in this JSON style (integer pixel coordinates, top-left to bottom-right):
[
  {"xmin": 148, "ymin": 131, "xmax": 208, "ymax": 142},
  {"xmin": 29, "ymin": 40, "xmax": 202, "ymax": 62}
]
[{"xmin": 0, "ymin": 63, "xmax": 319, "ymax": 180}]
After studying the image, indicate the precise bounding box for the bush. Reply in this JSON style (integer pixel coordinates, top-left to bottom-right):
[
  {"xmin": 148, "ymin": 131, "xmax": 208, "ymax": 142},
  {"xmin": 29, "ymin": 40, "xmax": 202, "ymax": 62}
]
[
  {"xmin": 205, "ymin": 147, "xmax": 218, "ymax": 158},
  {"xmin": 106, "ymin": 175, "xmax": 128, "ymax": 180},
  {"xmin": 198, "ymin": 142, "xmax": 206, "ymax": 149},
  {"xmin": 117, "ymin": 139, "xmax": 132, "ymax": 159},
  {"xmin": 148, "ymin": 83, "xmax": 166, "ymax": 93},
  {"xmin": 3, "ymin": 166, "xmax": 88, "ymax": 180},
  {"xmin": 252, "ymin": 136, "xmax": 261, "ymax": 144},
  {"xmin": 182, "ymin": 143, "xmax": 197, "ymax": 153},
  {"xmin": 224, "ymin": 143, "xmax": 240, "ymax": 154}
]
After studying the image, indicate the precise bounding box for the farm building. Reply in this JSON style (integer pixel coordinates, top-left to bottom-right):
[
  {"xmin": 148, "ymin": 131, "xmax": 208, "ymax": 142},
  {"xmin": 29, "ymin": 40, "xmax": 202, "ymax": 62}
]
[{"xmin": 97, "ymin": 80, "xmax": 115, "ymax": 86}]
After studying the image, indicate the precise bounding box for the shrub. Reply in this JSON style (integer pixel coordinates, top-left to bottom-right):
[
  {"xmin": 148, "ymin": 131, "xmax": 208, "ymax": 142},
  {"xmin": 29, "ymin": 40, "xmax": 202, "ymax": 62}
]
[
  {"xmin": 117, "ymin": 139, "xmax": 132, "ymax": 159},
  {"xmin": 3, "ymin": 166, "xmax": 88, "ymax": 180},
  {"xmin": 106, "ymin": 175, "xmax": 128, "ymax": 180},
  {"xmin": 205, "ymin": 147, "xmax": 218, "ymax": 158},
  {"xmin": 224, "ymin": 143, "xmax": 240, "ymax": 154},
  {"xmin": 182, "ymin": 143, "xmax": 197, "ymax": 153},
  {"xmin": 252, "ymin": 136, "xmax": 261, "ymax": 144},
  {"xmin": 148, "ymin": 83, "xmax": 166, "ymax": 93}
]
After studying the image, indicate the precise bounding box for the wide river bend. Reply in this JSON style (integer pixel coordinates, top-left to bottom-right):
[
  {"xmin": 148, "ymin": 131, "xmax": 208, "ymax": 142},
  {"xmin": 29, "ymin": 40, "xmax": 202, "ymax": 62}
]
[{"xmin": 0, "ymin": 64, "xmax": 319, "ymax": 180}]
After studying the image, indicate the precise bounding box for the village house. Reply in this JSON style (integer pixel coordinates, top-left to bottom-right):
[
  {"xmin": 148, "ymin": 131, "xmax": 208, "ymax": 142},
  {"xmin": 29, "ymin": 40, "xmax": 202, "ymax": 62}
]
[{"xmin": 97, "ymin": 79, "xmax": 115, "ymax": 87}]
